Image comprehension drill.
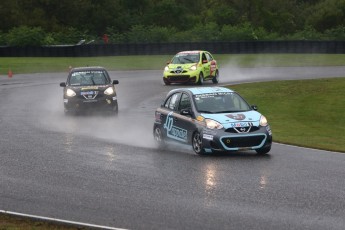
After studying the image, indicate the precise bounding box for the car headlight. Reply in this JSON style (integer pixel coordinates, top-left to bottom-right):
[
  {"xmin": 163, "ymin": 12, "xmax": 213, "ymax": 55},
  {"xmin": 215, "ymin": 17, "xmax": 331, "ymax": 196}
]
[
  {"xmin": 260, "ymin": 115, "xmax": 268, "ymax": 126},
  {"xmin": 189, "ymin": 65, "xmax": 197, "ymax": 71},
  {"xmin": 164, "ymin": 66, "xmax": 169, "ymax": 71},
  {"xmin": 66, "ymin": 89, "xmax": 76, "ymax": 97},
  {"xmin": 104, "ymin": 87, "xmax": 114, "ymax": 95},
  {"xmin": 205, "ymin": 119, "xmax": 223, "ymax": 129}
]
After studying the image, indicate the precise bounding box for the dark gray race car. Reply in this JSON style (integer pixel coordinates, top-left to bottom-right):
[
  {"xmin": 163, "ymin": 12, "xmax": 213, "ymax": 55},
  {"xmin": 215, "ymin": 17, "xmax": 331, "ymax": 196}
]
[{"xmin": 60, "ymin": 66, "xmax": 119, "ymax": 115}]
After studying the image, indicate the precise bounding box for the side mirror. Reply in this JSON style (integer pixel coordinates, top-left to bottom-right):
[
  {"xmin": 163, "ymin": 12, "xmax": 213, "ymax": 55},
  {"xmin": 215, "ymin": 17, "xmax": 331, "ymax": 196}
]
[
  {"xmin": 202, "ymin": 59, "xmax": 208, "ymax": 64},
  {"xmin": 251, "ymin": 105, "xmax": 258, "ymax": 111},
  {"xmin": 112, "ymin": 80, "xmax": 119, "ymax": 85},
  {"xmin": 166, "ymin": 61, "xmax": 170, "ymax": 64},
  {"xmin": 180, "ymin": 109, "xmax": 192, "ymax": 116},
  {"xmin": 60, "ymin": 82, "xmax": 66, "ymax": 87},
  {"xmin": 160, "ymin": 100, "xmax": 165, "ymax": 107}
]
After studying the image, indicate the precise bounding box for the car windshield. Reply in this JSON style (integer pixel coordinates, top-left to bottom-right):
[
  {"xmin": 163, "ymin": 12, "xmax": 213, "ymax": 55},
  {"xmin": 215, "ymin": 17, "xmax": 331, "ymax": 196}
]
[
  {"xmin": 194, "ymin": 92, "xmax": 252, "ymax": 113},
  {"xmin": 69, "ymin": 70, "xmax": 109, "ymax": 86},
  {"xmin": 171, "ymin": 53, "xmax": 200, "ymax": 64}
]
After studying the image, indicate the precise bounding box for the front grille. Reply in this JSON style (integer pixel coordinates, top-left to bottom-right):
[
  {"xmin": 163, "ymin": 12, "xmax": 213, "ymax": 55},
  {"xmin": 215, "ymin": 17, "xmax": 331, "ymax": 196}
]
[
  {"xmin": 170, "ymin": 70, "xmax": 188, "ymax": 74},
  {"xmin": 167, "ymin": 75, "xmax": 190, "ymax": 82},
  {"xmin": 78, "ymin": 91, "xmax": 103, "ymax": 100},
  {"xmin": 225, "ymin": 126, "xmax": 260, "ymax": 133},
  {"xmin": 221, "ymin": 135, "xmax": 265, "ymax": 148}
]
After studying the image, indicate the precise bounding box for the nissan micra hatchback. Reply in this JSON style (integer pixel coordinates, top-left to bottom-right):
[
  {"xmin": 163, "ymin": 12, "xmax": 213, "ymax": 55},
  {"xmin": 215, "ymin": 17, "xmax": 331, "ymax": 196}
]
[
  {"xmin": 60, "ymin": 66, "xmax": 119, "ymax": 115},
  {"xmin": 153, "ymin": 87, "xmax": 272, "ymax": 155},
  {"xmin": 163, "ymin": 50, "xmax": 219, "ymax": 85}
]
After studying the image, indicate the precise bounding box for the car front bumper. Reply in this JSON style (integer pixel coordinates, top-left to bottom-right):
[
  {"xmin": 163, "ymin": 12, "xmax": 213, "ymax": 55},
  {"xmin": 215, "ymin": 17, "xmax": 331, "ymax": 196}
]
[
  {"xmin": 63, "ymin": 96, "xmax": 118, "ymax": 112},
  {"xmin": 201, "ymin": 125, "xmax": 273, "ymax": 153},
  {"xmin": 163, "ymin": 69, "xmax": 199, "ymax": 84}
]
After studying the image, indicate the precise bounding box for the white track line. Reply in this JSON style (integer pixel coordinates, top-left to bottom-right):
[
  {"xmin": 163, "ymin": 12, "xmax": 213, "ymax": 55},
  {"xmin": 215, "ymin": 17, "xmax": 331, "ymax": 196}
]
[
  {"xmin": 274, "ymin": 142, "xmax": 345, "ymax": 154},
  {"xmin": 0, "ymin": 210, "xmax": 128, "ymax": 230}
]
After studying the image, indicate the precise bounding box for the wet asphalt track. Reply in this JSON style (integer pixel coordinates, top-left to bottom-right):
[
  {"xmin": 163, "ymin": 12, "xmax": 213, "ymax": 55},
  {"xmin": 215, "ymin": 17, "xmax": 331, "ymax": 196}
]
[{"xmin": 1, "ymin": 66, "xmax": 345, "ymax": 230}]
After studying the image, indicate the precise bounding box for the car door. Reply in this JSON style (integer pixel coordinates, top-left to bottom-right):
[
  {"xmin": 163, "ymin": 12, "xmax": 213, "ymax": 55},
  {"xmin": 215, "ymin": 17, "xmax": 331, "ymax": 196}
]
[
  {"xmin": 201, "ymin": 52, "xmax": 211, "ymax": 78},
  {"xmin": 159, "ymin": 92, "xmax": 184, "ymax": 142},
  {"xmin": 173, "ymin": 93, "xmax": 196, "ymax": 144}
]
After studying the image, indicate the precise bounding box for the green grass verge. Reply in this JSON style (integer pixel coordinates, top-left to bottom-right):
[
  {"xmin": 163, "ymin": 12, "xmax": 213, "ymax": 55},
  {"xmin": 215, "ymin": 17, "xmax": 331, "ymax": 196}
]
[
  {"xmin": 228, "ymin": 77, "xmax": 345, "ymax": 153},
  {"xmin": 0, "ymin": 213, "xmax": 84, "ymax": 230},
  {"xmin": 2, "ymin": 54, "xmax": 345, "ymax": 74}
]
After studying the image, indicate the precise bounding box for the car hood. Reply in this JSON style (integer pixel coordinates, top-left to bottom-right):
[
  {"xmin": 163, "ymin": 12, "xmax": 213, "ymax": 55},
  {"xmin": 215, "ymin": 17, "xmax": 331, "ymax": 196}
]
[
  {"xmin": 168, "ymin": 63, "xmax": 196, "ymax": 69},
  {"xmin": 201, "ymin": 111, "xmax": 262, "ymax": 127}
]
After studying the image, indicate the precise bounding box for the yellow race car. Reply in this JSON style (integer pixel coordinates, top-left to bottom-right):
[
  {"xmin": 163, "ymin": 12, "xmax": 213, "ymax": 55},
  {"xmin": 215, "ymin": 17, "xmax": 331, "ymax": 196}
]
[{"xmin": 163, "ymin": 50, "xmax": 219, "ymax": 85}]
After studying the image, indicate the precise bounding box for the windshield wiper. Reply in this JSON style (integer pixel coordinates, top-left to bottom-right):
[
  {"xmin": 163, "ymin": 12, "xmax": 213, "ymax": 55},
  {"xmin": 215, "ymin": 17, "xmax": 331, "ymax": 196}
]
[
  {"xmin": 182, "ymin": 57, "xmax": 195, "ymax": 63},
  {"xmin": 215, "ymin": 110, "xmax": 243, "ymax": 113}
]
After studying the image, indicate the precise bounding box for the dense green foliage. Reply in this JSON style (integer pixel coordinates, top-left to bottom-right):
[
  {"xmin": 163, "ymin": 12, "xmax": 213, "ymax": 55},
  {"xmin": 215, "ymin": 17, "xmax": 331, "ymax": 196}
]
[{"xmin": 1, "ymin": 0, "xmax": 345, "ymax": 45}]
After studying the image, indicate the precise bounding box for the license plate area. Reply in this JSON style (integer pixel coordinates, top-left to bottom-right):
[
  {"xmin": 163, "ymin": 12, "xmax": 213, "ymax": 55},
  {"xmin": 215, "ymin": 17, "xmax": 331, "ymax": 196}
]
[{"xmin": 81, "ymin": 91, "xmax": 98, "ymax": 99}]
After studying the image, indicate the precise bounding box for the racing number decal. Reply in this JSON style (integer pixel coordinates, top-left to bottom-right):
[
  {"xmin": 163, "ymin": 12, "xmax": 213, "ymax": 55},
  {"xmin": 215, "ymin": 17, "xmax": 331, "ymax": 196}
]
[{"xmin": 163, "ymin": 112, "xmax": 188, "ymax": 142}]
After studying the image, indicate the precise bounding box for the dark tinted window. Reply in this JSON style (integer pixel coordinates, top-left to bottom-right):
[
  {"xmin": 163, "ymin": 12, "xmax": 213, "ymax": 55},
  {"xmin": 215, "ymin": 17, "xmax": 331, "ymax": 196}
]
[
  {"xmin": 205, "ymin": 52, "xmax": 213, "ymax": 61},
  {"xmin": 164, "ymin": 93, "xmax": 181, "ymax": 110},
  {"xmin": 178, "ymin": 93, "xmax": 192, "ymax": 111},
  {"xmin": 202, "ymin": 53, "xmax": 207, "ymax": 63}
]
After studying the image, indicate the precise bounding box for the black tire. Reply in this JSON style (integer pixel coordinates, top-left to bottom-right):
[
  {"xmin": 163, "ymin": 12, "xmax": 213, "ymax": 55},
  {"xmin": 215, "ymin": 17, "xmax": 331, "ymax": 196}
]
[
  {"xmin": 153, "ymin": 126, "xmax": 165, "ymax": 148},
  {"xmin": 212, "ymin": 70, "xmax": 219, "ymax": 84},
  {"xmin": 112, "ymin": 102, "xmax": 119, "ymax": 116},
  {"xmin": 163, "ymin": 78, "xmax": 171, "ymax": 85},
  {"xmin": 256, "ymin": 146, "xmax": 271, "ymax": 155},
  {"xmin": 192, "ymin": 131, "xmax": 205, "ymax": 155},
  {"xmin": 197, "ymin": 72, "xmax": 204, "ymax": 85}
]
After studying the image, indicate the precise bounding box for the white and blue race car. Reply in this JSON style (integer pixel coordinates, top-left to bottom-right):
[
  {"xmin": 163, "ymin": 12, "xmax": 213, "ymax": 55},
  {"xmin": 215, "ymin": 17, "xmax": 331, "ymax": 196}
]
[{"xmin": 153, "ymin": 87, "xmax": 272, "ymax": 155}]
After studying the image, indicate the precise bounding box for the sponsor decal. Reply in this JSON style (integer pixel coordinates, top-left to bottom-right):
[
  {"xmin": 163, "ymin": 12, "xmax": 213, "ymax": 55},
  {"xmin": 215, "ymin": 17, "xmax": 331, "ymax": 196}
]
[
  {"xmin": 210, "ymin": 61, "xmax": 217, "ymax": 75},
  {"xmin": 203, "ymin": 134, "xmax": 213, "ymax": 140},
  {"xmin": 63, "ymin": 99, "xmax": 68, "ymax": 103},
  {"xmin": 83, "ymin": 99, "xmax": 97, "ymax": 103},
  {"xmin": 81, "ymin": 91, "xmax": 98, "ymax": 99},
  {"xmin": 195, "ymin": 92, "xmax": 232, "ymax": 99},
  {"xmin": 81, "ymin": 86, "xmax": 99, "ymax": 90},
  {"xmin": 203, "ymin": 129, "xmax": 217, "ymax": 135},
  {"xmin": 163, "ymin": 112, "xmax": 187, "ymax": 142},
  {"xmin": 226, "ymin": 113, "xmax": 246, "ymax": 120},
  {"xmin": 112, "ymin": 96, "xmax": 117, "ymax": 100},
  {"xmin": 230, "ymin": 122, "xmax": 253, "ymax": 128},
  {"xmin": 72, "ymin": 71, "xmax": 104, "ymax": 76},
  {"xmin": 81, "ymin": 91, "xmax": 96, "ymax": 95}
]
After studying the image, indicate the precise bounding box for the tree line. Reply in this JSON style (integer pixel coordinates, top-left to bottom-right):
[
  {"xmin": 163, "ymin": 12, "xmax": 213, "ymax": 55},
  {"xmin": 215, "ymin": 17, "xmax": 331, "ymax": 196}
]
[{"xmin": 1, "ymin": 0, "xmax": 345, "ymax": 46}]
